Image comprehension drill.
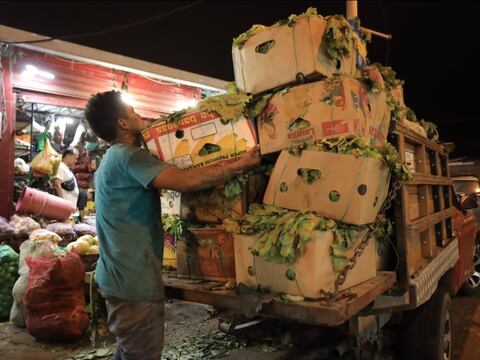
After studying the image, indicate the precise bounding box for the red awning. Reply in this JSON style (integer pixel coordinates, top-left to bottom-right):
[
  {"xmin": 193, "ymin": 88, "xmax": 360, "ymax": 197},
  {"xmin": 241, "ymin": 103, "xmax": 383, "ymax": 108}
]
[{"xmin": 12, "ymin": 49, "xmax": 202, "ymax": 118}]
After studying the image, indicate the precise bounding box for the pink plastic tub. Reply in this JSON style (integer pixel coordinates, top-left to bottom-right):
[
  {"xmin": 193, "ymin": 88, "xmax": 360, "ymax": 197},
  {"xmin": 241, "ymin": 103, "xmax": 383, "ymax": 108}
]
[{"xmin": 16, "ymin": 187, "xmax": 75, "ymax": 221}]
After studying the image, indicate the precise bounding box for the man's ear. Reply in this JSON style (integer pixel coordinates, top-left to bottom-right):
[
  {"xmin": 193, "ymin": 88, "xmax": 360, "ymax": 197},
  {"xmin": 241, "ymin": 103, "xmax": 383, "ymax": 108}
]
[{"xmin": 117, "ymin": 118, "xmax": 129, "ymax": 130}]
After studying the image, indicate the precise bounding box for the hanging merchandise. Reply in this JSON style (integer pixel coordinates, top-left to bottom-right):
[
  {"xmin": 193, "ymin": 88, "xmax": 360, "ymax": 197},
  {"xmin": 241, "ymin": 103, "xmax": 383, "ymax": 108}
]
[{"xmin": 30, "ymin": 138, "xmax": 61, "ymax": 176}]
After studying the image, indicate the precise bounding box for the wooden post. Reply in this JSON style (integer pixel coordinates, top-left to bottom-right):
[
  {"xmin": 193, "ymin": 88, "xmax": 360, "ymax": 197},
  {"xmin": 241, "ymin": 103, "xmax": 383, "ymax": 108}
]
[
  {"xmin": 347, "ymin": 0, "xmax": 358, "ymax": 19},
  {"xmin": 0, "ymin": 55, "xmax": 15, "ymax": 219}
]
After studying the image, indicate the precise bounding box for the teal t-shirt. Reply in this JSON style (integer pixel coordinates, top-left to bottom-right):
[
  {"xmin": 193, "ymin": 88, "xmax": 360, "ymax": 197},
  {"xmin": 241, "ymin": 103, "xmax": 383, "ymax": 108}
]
[{"xmin": 94, "ymin": 144, "xmax": 168, "ymax": 301}]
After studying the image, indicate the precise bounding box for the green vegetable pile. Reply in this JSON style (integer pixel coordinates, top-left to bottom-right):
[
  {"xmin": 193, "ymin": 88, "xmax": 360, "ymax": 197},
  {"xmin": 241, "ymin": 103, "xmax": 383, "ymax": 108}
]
[
  {"xmin": 324, "ymin": 15, "xmax": 360, "ymax": 65},
  {"xmin": 198, "ymin": 93, "xmax": 252, "ymax": 122},
  {"xmin": 223, "ymin": 164, "xmax": 273, "ymax": 199},
  {"xmin": 161, "ymin": 214, "xmax": 185, "ymax": 240},
  {"xmin": 0, "ymin": 244, "xmax": 19, "ymax": 319},
  {"xmin": 225, "ymin": 204, "xmax": 391, "ymax": 271},
  {"xmin": 151, "ymin": 93, "xmax": 252, "ymax": 127},
  {"xmin": 162, "ymin": 331, "xmax": 247, "ymax": 359},
  {"xmin": 288, "ymin": 136, "xmax": 413, "ymax": 182},
  {"xmin": 371, "ymin": 63, "xmax": 404, "ymax": 91},
  {"xmin": 370, "ymin": 63, "xmax": 440, "ymax": 142}
]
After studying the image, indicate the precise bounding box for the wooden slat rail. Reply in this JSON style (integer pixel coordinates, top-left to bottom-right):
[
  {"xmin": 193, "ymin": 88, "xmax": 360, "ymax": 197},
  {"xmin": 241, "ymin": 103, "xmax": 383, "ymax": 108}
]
[
  {"xmin": 391, "ymin": 121, "xmax": 454, "ymax": 289},
  {"xmin": 406, "ymin": 174, "xmax": 453, "ymax": 186},
  {"xmin": 406, "ymin": 207, "xmax": 456, "ymax": 233},
  {"xmin": 392, "ymin": 122, "xmax": 447, "ymax": 155},
  {"xmin": 163, "ymin": 272, "xmax": 396, "ymax": 327}
]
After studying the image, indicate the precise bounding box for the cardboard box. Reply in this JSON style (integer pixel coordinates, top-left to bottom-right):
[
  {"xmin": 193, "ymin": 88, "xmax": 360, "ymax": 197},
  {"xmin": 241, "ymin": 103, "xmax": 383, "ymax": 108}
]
[
  {"xmin": 142, "ymin": 110, "xmax": 257, "ymax": 169},
  {"xmin": 163, "ymin": 234, "xmax": 177, "ymax": 269},
  {"xmin": 180, "ymin": 173, "xmax": 269, "ymax": 223},
  {"xmin": 263, "ymin": 150, "xmax": 391, "ymax": 225},
  {"xmin": 257, "ymin": 78, "xmax": 390, "ymax": 155},
  {"xmin": 391, "ymin": 84, "xmax": 405, "ymax": 108},
  {"xmin": 180, "ymin": 186, "xmax": 247, "ymax": 224},
  {"xmin": 160, "ymin": 190, "xmax": 181, "ymax": 216},
  {"xmin": 234, "ymin": 231, "xmax": 377, "ymax": 298},
  {"xmin": 176, "ymin": 228, "xmax": 235, "ymax": 282},
  {"xmin": 232, "ymin": 15, "xmax": 359, "ymax": 95}
]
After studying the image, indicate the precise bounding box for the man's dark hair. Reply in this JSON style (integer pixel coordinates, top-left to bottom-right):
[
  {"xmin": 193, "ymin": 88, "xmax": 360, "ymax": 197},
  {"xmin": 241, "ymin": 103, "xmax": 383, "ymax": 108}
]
[
  {"xmin": 84, "ymin": 91, "xmax": 128, "ymax": 142},
  {"xmin": 62, "ymin": 147, "xmax": 76, "ymax": 159}
]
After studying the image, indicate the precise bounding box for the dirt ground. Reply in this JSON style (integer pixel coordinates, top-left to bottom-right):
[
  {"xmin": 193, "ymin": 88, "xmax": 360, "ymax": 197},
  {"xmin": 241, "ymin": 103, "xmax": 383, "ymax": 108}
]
[{"xmin": 0, "ymin": 292, "xmax": 479, "ymax": 360}]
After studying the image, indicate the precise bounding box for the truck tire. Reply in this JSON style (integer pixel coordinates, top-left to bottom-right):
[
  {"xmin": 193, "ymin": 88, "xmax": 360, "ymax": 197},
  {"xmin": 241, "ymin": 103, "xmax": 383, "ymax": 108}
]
[
  {"xmin": 401, "ymin": 290, "xmax": 452, "ymax": 360},
  {"xmin": 461, "ymin": 239, "xmax": 480, "ymax": 296}
]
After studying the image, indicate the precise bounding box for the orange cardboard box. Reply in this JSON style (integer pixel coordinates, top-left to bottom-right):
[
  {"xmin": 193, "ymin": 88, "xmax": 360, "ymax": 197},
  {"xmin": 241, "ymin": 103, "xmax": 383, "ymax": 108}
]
[{"xmin": 257, "ymin": 77, "xmax": 390, "ymax": 155}]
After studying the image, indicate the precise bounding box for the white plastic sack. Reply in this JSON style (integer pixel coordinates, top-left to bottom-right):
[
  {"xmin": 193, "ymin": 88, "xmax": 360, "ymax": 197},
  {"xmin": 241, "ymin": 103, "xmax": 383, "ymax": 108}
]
[{"xmin": 9, "ymin": 240, "xmax": 56, "ymax": 326}]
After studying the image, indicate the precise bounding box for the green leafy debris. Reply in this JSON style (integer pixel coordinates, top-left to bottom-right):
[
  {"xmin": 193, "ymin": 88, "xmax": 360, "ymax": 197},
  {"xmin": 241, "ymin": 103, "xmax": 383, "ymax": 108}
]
[
  {"xmin": 285, "ymin": 269, "xmax": 296, "ymax": 281},
  {"xmin": 162, "ymin": 331, "xmax": 247, "ymax": 360},
  {"xmin": 288, "ymin": 136, "xmax": 413, "ymax": 182},
  {"xmin": 199, "ymin": 93, "xmax": 252, "ymax": 122},
  {"xmin": 298, "ymin": 168, "xmax": 321, "ymax": 184}
]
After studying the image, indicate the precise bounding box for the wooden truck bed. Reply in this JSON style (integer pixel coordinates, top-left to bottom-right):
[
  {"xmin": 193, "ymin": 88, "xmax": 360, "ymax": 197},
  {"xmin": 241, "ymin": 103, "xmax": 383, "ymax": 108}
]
[
  {"xmin": 162, "ymin": 123, "xmax": 458, "ymax": 324},
  {"xmin": 163, "ymin": 272, "xmax": 395, "ymax": 327}
]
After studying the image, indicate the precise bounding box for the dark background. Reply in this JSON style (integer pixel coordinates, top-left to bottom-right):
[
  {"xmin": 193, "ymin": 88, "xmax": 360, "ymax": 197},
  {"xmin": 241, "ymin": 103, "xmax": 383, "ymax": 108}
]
[{"xmin": 1, "ymin": 1, "xmax": 478, "ymax": 158}]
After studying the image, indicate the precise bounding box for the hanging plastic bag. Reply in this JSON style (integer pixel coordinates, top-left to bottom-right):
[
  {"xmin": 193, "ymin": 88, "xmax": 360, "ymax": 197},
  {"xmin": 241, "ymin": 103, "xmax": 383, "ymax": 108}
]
[
  {"xmin": 24, "ymin": 251, "xmax": 89, "ymax": 341},
  {"xmin": 31, "ymin": 139, "xmax": 61, "ymax": 177},
  {"xmin": 9, "ymin": 240, "xmax": 56, "ymax": 326}
]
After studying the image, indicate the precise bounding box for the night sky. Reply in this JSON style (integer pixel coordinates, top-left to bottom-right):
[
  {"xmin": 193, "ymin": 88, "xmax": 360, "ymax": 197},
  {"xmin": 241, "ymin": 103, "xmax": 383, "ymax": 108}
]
[{"xmin": 1, "ymin": 1, "xmax": 479, "ymax": 158}]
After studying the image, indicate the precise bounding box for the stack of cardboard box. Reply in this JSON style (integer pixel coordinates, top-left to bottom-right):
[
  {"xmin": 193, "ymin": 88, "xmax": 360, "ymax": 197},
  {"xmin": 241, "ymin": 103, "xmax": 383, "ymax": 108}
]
[
  {"xmin": 231, "ymin": 11, "xmax": 394, "ymax": 298},
  {"xmin": 143, "ymin": 100, "xmax": 265, "ymax": 282},
  {"xmin": 143, "ymin": 9, "xmax": 416, "ymax": 298}
]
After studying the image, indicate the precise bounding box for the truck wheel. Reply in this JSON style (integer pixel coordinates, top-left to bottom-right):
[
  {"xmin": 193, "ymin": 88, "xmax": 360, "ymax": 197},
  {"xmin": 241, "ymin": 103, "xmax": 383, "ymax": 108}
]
[
  {"xmin": 401, "ymin": 290, "xmax": 452, "ymax": 360},
  {"xmin": 461, "ymin": 240, "xmax": 480, "ymax": 295}
]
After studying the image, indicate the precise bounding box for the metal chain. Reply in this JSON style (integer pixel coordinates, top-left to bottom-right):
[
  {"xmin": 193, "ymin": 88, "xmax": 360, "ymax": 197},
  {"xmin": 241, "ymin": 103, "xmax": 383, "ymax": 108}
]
[{"xmin": 320, "ymin": 179, "xmax": 402, "ymax": 303}]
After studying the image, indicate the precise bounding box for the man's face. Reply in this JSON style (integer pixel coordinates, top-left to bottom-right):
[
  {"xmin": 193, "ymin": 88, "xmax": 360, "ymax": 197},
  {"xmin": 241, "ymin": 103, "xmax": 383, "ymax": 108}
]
[
  {"xmin": 119, "ymin": 106, "xmax": 144, "ymax": 134},
  {"xmin": 64, "ymin": 152, "xmax": 78, "ymax": 167}
]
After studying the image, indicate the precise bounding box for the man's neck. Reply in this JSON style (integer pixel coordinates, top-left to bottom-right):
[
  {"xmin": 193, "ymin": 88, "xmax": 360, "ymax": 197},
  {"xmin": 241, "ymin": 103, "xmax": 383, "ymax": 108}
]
[
  {"xmin": 113, "ymin": 132, "xmax": 141, "ymax": 146},
  {"xmin": 113, "ymin": 132, "xmax": 138, "ymax": 146}
]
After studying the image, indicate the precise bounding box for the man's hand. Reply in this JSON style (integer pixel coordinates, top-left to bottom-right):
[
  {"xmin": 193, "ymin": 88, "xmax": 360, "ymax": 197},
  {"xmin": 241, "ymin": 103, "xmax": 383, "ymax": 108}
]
[
  {"xmin": 236, "ymin": 145, "xmax": 261, "ymax": 172},
  {"xmin": 151, "ymin": 144, "xmax": 263, "ymax": 193}
]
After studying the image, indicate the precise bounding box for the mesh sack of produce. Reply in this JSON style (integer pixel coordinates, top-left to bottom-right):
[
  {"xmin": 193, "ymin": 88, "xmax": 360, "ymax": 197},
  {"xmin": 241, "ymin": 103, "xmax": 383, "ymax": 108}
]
[
  {"xmin": 29, "ymin": 229, "xmax": 62, "ymax": 243},
  {"xmin": 24, "ymin": 251, "xmax": 89, "ymax": 341},
  {"xmin": 46, "ymin": 222, "xmax": 77, "ymax": 246},
  {"xmin": 9, "ymin": 240, "xmax": 56, "ymax": 326},
  {"xmin": 0, "ymin": 216, "xmax": 15, "ymax": 242},
  {"xmin": 0, "ymin": 245, "xmax": 19, "ymax": 319},
  {"xmin": 73, "ymin": 223, "xmax": 96, "ymax": 237},
  {"xmin": 9, "ymin": 215, "xmax": 41, "ymax": 236}
]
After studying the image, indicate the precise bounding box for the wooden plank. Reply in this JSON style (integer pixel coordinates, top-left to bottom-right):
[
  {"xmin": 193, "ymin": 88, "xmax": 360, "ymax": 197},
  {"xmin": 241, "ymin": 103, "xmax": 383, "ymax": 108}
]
[
  {"xmin": 406, "ymin": 174, "xmax": 453, "ymax": 186},
  {"xmin": 394, "ymin": 130, "xmax": 413, "ymax": 288},
  {"xmin": 407, "ymin": 207, "xmax": 456, "ymax": 233},
  {"xmin": 416, "ymin": 144, "xmax": 427, "ymax": 174},
  {"xmin": 163, "ymin": 272, "xmax": 396, "ymax": 327},
  {"xmin": 392, "ymin": 122, "xmax": 447, "ymax": 155}
]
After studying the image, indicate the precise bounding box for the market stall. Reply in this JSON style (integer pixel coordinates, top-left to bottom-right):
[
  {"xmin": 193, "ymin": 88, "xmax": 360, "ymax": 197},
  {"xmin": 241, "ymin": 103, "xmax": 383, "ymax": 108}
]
[{"xmin": 0, "ymin": 21, "xmax": 226, "ymax": 346}]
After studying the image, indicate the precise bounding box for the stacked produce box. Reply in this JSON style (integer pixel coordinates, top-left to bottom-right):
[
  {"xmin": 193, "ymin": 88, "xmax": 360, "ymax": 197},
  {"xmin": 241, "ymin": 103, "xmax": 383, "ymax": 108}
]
[
  {"xmin": 142, "ymin": 8, "xmax": 439, "ymax": 298},
  {"xmin": 143, "ymin": 91, "xmax": 268, "ymax": 282}
]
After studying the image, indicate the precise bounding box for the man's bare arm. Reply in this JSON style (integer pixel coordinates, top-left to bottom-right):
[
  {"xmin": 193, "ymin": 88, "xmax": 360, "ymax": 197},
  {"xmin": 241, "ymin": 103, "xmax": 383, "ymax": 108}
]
[
  {"xmin": 151, "ymin": 146, "xmax": 260, "ymax": 192},
  {"xmin": 52, "ymin": 178, "xmax": 64, "ymax": 197}
]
